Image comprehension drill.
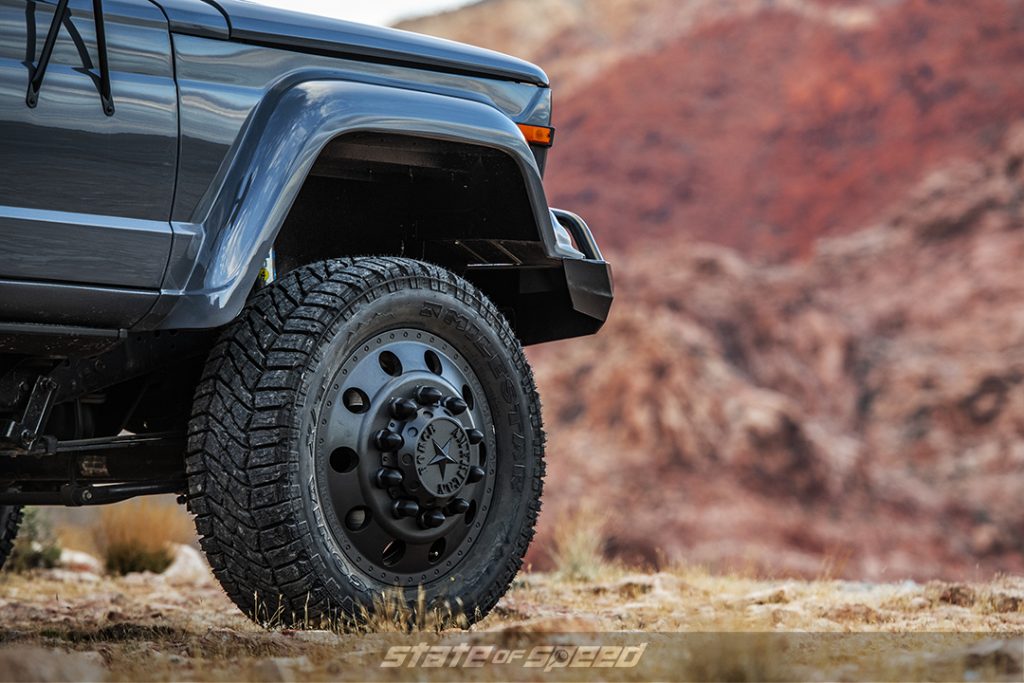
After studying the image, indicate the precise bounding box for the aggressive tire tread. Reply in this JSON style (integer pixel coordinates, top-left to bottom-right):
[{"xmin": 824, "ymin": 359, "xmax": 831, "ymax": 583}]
[
  {"xmin": 186, "ymin": 257, "xmax": 545, "ymax": 625},
  {"xmin": 0, "ymin": 506, "xmax": 23, "ymax": 571}
]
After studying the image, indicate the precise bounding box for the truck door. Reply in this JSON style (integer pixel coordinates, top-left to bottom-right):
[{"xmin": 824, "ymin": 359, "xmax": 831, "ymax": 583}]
[{"xmin": 0, "ymin": 0, "xmax": 177, "ymax": 327}]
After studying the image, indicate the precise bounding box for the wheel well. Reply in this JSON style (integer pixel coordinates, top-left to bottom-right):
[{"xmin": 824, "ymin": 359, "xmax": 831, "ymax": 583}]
[{"xmin": 274, "ymin": 133, "xmax": 548, "ymax": 276}]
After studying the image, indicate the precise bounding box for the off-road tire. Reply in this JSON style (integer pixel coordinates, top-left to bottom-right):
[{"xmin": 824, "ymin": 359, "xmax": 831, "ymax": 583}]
[
  {"xmin": 186, "ymin": 257, "xmax": 544, "ymax": 627},
  {"xmin": 0, "ymin": 506, "xmax": 22, "ymax": 570}
]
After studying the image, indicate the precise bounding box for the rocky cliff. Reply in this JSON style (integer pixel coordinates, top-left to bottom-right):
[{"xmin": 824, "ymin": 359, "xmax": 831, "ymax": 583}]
[
  {"xmin": 402, "ymin": 1, "xmax": 1024, "ymax": 579},
  {"xmin": 402, "ymin": 0, "xmax": 1024, "ymax": 258},
  {"xmin": 531, "ymin": 128, "xmax": 1024, "ymax": 579}
]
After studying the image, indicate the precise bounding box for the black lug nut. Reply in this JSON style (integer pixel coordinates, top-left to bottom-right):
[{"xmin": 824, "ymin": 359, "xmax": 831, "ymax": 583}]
[
  {"xmin": 419, "ymin": 509, "xmax": 446, "ymax": 529},
  {"xmin": 392, "ymin": 499, "xmax": 420, "ymax": 519},
  {"xmin": 374, "ymin": 429, "xmax": 405, "ymax": 452},
  {"xmin": 444, "ymin": 397, "xmax": 468, "ymax": 416},
  {"xmin": 415, "ymin": 386, "xmax": 443, "ymax": 405},
  {"xmin": 390, "ymin": 398, "xmax": 419, "ymax": 421},
  {"xmin": 467, "ymin": 429, "xmax": 485, "ymax": 446},
  {"xmin": 447, "ymin": 498, "xmax": 471, "ymax": 515},
  {"xmin": 375, "ymin": 468, "xmax": 404, "ymax": 489},
  {"xmin": 467, "ymin": 466, "xmax": 486, "ymax": 483}
]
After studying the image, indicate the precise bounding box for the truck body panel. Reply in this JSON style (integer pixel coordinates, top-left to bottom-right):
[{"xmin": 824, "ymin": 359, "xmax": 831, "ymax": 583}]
[
  {"xmin": 0, "ymin": 0, "xmax": 609, "ymax": 344},
  {"xmin": 203, "ymin": 0, "xmax": 549, "ymax": 86},
  {"xmin": 0, "ymin": 0, "xmax": 177, "ymax": 325},
  {"xmin": 149, "ymin": 77, "xmax": 559, "ymax": 330}
]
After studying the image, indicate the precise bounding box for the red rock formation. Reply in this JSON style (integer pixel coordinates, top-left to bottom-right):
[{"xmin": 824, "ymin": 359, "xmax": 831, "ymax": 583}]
[
  {"xmin": 528, "ymin": 126, "xmax": 1024, "ymax": 580},
  {"xmin": 547, "ymin": 0, "xmax": 1024, "ymax": 257},
  {"xmin": 403, "ymin": 1, "xmax": 1024, "ymax": 579},
  {"xmin": 405, "ymin": 0, "xmax": 1024, "ymax": 258}
]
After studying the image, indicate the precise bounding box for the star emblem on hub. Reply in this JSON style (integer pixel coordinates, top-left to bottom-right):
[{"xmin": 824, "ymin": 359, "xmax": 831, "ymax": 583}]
[{"xmin": 415, "ymin": 417, "xmax": 472, "ymax": 496}]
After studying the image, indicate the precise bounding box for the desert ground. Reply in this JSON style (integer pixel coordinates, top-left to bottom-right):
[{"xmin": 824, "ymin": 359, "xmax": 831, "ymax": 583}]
[
  {"xmin": 4, "ymin": 1, "xmax": 1024, "ymax": 681},
  {"xmin": 1, "ymin": 541, "xmax": 1022, "ymax": 682}
]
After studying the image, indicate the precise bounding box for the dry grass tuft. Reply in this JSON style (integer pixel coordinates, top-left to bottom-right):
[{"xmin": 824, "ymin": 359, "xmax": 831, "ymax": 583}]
[
  {"xmin": 548, "ymin": 505, "xmax": 617, "ymax": 582},
  {"xmin": 349, "ymin": 587, "xmax": 470, "ymax": 633},
  {"xmin": 244, "ymin": 587, "xmax": 471, "ymax": 634},
  {"xmin": 92, "ymin": 500, "xmax": 194, "ymax": 575}
]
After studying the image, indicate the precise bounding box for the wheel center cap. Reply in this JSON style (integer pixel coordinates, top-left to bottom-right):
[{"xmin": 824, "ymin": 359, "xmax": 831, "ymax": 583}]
[{"xmin": 415, "ymin": 417, "xmax": 471, "ymax": 497}]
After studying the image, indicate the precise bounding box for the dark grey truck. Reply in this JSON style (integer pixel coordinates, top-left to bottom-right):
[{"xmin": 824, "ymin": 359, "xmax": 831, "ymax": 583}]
[{"xmin": 0, "ymin": 0, "xmax": 612, "ymax": 625}]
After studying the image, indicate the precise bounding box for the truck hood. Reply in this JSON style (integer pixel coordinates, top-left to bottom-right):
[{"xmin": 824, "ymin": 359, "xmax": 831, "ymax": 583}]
[{"xmin": 202, "ymin": 0, "xmax": 549, "ymax": 87}]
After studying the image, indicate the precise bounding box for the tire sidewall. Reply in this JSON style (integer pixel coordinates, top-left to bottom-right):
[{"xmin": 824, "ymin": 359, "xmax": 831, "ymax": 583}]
[
  {"xmin": 292, "ymin": 277, "xmax": 540, "ymax": 615},
  {"xmin": 0, "ymin": 505, "xmax": 21, "ymax": 570}
]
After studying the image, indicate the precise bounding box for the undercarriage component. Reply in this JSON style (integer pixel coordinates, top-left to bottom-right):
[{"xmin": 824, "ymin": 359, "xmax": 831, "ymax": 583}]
[
  {"xmin": 0, "ymin": 431, "xmax": 186, "ymax": 506},
  {"xmin": 0, "ymin": 480, "xmax": 183, "ymax": 507},
  {"xmin": 0, "ymin": 376, "xmax": 57, "ymax": 451},
  {"xmin": 0, "ymin": 331, "xmax": 206, "ymax": 505},
  {"xmin": 0, "ymin": 327, "xmax": 210, "ymax": 489}
]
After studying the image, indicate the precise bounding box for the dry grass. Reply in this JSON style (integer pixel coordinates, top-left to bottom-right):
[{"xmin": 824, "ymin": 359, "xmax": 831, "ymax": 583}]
[
  {"xmin": 351, "ymin": 588, "xmax": 470, "ymax": 633},
  {"xmin": 547, "ymin": 505, "xmax": 620, "ymax": 582},
  {"xmin": 91, "ymin": 500, "xmax": 194, "ymax": 575},
  {"xmin": 239, "ymin": 586, "xmax": 472, "ymax": 634}
]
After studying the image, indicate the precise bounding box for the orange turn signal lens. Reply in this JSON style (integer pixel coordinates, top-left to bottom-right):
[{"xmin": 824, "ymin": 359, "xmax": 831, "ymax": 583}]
[{"xmin": 517, "ymin": 123, "xmax": 555, "ymax": 147}]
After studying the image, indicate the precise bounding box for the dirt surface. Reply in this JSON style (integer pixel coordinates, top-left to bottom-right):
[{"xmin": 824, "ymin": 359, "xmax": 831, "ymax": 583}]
[{"xmin": 0, "ymin": 565, "xmax": 1021, "ymax": 682}]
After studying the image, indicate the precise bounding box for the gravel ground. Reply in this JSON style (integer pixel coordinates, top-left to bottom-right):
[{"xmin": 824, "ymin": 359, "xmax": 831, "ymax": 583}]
[{"xmin": 0, "ymin": 562, "xmax": 1021, "ymax": 681}]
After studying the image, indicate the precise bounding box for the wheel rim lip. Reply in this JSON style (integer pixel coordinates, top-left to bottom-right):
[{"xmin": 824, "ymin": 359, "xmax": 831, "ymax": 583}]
[{"xmin": 311, "ymin": 328, "xmax": 496, "ymax": 585}]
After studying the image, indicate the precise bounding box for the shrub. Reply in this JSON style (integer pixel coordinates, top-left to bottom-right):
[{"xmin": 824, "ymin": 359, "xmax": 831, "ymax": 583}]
[
  {"xmin": 549, "ymin": 505, "xmax": 611, "ymax": 582},
  {"xmin": 6, "ymin": 507, "xmax": 62, "ymax": 572},
  {"xmin": 92, "ymin": 499, "xmax": 194, "ymax": 575}
]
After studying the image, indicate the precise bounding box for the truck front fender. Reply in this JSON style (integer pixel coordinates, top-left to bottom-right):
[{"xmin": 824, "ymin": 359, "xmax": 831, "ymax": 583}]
[{"xmin": 146, "ymin": 79, "xmax": 560, "ymax": 330}]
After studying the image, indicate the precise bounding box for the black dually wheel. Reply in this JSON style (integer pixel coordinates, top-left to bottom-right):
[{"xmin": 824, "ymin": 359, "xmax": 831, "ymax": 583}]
[{"xmin": 186, "ymin": 257, "xmax": 544, "ymax": 627}]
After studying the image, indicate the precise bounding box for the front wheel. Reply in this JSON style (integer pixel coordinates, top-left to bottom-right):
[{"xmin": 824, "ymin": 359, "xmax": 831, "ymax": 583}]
[{"xmin": 186, "ymin": 257, "xmax": 544, "ymax": 627}]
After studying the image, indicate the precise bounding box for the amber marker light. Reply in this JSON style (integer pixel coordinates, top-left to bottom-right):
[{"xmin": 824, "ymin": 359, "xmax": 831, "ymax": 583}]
[{"xmin": 517, "ymin": 123, "xmax": 555, "ymax": 147}]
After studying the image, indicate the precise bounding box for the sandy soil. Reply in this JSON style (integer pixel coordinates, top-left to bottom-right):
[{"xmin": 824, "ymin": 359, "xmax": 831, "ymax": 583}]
[{"xmin": 0, "ymin": 565, "xmax": 1021, "ymax": 682}]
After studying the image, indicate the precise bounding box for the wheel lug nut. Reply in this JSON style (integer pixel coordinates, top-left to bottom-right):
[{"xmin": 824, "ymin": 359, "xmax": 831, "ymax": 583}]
[
  {"xmin": 375, "ymin": 468, "xmax": 403, "ymax": 488},
  {"xmin": 390, "ymin": 398, "xmax": 418, "ymax": 421},
  {"xmin": 374, "ymin": 429, "xmax": 405, "ymax": 452},
  {"xmin": 467, "ymin": 466, "xmax": 486, "ymax": 483},
  {"xmin": 467, "ymin": 429, "xmax": 484, "ymax": 446},
  {"xmin": 419, "ymin": 509, "xmax": 446, "ymax": 529},
  {"xmin": 444, "ymin": 397, "xmax": 468, "ymax": 415},
  {"xmin": 447, "ymin": 498, "xmax": 471, "ymax": 515},
  {"xmin": 392, "ymin": 499, "xmax": 420, "ymax": 519},
  {"xmin": 415, "ymin": 386, "xmax": 443, "ymax": 405}
]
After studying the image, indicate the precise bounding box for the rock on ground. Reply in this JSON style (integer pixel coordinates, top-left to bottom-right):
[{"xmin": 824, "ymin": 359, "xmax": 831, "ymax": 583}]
[
  {"xmin": 162, "ymin": 544, "xmax": 213, "ymax": 586},
  {"xmin": 0, "ymin": 646, "xmax": 104, "ymax": 683},
  {"xmin": 58, "ymin": 549, "xmax": 103, "ymax": 575}
]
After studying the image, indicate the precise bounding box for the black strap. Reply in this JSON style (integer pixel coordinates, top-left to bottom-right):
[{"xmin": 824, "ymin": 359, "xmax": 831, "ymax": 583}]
[{"xmin": 26, "ymin": 0, "xmax": 114, "ymax": 116}]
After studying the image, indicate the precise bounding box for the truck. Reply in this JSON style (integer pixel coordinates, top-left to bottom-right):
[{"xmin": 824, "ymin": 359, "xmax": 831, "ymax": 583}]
[{"xmin": 0, "ymin": 0, "xmax": 613, "ymax": 626}]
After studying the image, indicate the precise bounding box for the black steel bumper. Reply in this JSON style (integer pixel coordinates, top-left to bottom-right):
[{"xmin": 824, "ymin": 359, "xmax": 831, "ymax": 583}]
[
  {"xmin": 554, "ymin": 209, "xmax": 614, "ymax": 334},
  {"xmin": 466, "ymin": 210, "xmax": 613, "ymax": 346}
]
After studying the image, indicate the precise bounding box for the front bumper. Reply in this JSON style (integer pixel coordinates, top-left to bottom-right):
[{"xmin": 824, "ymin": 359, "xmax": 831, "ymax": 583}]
[
  {"xmin": 553, "ymin": 209, "xmax": 614, "ymax": 334},
  {"xmin": 463, "ymin": 209, "xmax": 613, "ymax": 346}
]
